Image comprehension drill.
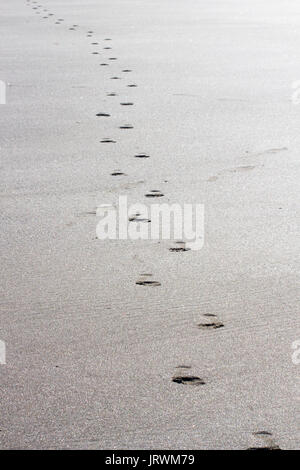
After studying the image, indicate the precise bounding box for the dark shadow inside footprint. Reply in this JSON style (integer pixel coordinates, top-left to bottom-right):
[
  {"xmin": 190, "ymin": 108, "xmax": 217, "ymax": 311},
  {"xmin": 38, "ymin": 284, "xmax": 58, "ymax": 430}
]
[
  {"xmin": 96, "ymin": 113, "xmax": 110, "ymax": 117},
  {"xmin": 136, "ymin": 280, "xmax": 161, "ymax": 287},
  {"xmin": 135, "ymin": 154, "xmax": 150, "ymax": 158},
  {"xmin": 100, "ymin": 63, "xmax": 109, "ymax": 66},
  {"xmin": 101, "ymin": 138, "xmax": 116, "ymax": 143},
  {"xmin": 145, "ymin": 190, "xmax": 164, "ymax": 197},
  {"xmin": 111, "ymin": 77, "xmax": 121, "ymax": 80},
  {"xmin": 107, "ymin": 93, "xmax": 117, "ymax": 96},
  {"xmin": 122, "ymin": 69, "xmax": 132, "ymax": 72},
  {"xmin": 120, "ymin": 102, "xmax": 134, "ymax": 106},
  {"xmin": 176, "ymin": 365, "xmax": 191, "ymax": 369},
  {"xmin": 247, "ymin": 446, "xmax": 280, "ymax": 451},
  {"xmin": 111, "ymin": 171, "xmax": 125, "ymax": 176},
  {"xmin": 169, "ymin": 247, "xmax": 190, "ymax": 252},
  {"xmin": 129, "ymin": 214, "xmax": 151, "ymax": 223},
  {"xmin": 172, "ymin": 376, "xmax": 205, "ymax": 385},
  {"xmin": 120, "ymin": 125, "xmax": 133, "ymax": 129},
  {"xmin": 127, "ymin": 84, "xmax": 137, "ymax": 87},
  {"xmin": 197, "ymin": 322, "xmax": 224, "ymax": 329}
]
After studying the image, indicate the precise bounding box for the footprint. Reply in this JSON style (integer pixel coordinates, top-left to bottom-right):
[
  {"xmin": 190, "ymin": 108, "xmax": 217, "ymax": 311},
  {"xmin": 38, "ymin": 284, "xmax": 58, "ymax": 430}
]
[
  {"xmin": 129, "ymin": 213, "xmax": 151, "ymax": 223},
  {"xmin": 109, "ymin": 58, "xmax": 117, "ymax": 60},
  {"xmin": 103, "ymin": 47, "xmax": 112, "ymax": 50},
  {"xmin": 135, "ymin": 153, "xmax": 150, "ymax": 158},
  {"xmin": 253, "ymin": 431, "xmax": 273, "ymax": 436},
  {"xmin": 230, "ymin": 165, "xmax": 255, "ymax": 173},
  {"xmin": 175, "ymin": 365, "xmax": 191, "ymax": 369},
  {"xmin": 100, "ymin": 63, "xmax": 109, "ymax": 66},
  {"xmin": 92, "ymin": 52, "xmax": 99, "ymax": 55},
  {"xmin": 111, "ymin": 77, "xmax": 121, "ymax": 80},
  {"xmin": 92, "ymin": 42, "xmax": 99, "ymax": 45},
  {"xmin": 111, "ymin": 170, "xmax": 125, "ymax": 176},
  {"xmin": 101, "ymin": 138, "xmax": 116, "ymax": 143},
  {"xmin": 96, "ymin": 113, "xmax": 110, "ymax": 117},
  {"xmin": 247, "ymin": 447, "xmax": 280, "ymax": 451},
  {"xmin": 145, "ymin": 190, "xmax": 164, "ymax": 198},
  {"xmin": 122, "ymin": 69, "xmax": 132, "ymax": 73},
  {"xmin": 136, "ymin": 280, "xmax": 161, "ymax": 286},
  {"xmin": 247, "ymin": 431, "xmax": 281, "ymax": 450},
  {"xmin": 107, "ymin": 93, "xmax": 117, "ymax": 96},
  {"xmin": 120, "ymin": 102, "xmax": 134, "ymax": 106},
  {"xmin": 197, "ymin": 322, "xmax": 224, "ymax": 330},
  {"xmin": 169, "ymin": 241, "xmax": 190, "ymax": 252},
  {"xmin": 127, "ymin": 84, "xmax": 137, "ymax": 88},
  {"xmin": 119, "ymin": 124, "xmax": 134, "ymax": 129},
  {"xmin": 172, "ymin": 376, "xmax": 205, "ymax": 386},
  {"xmin": 104, "ymin": 38, "xmax": 112, "ymax": 41},
  {"xmin": 79, "ymin": 210, "xmax": 97, "ymax": 216},
  {"xmin": 136, "ymin": 274, "xmax": 161, "ymax": 287}
]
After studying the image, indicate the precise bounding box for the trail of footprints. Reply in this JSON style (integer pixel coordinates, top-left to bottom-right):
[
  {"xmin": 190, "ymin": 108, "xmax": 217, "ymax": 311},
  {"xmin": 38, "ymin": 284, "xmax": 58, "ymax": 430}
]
[
  {"xmin": 25, "ymin": 1, "xmax": 277, "ymax": 448},
  {"xmin": 26, "ymin": 0, "xmax": 224, "ymax": 389}
]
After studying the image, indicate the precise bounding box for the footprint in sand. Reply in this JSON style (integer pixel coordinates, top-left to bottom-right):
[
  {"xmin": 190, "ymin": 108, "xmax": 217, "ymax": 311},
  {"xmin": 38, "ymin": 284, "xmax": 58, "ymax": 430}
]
[
  {"xmin": 127, "ymin": 84, "xmax": 138, "ymax": 88},
  {"xmin": 109, "ymin": 57, "xmax": 117, "ymax": 61},
  {"xmin": 145, "ymin": 190, "xmax": 164, "ymax": 198},
  {"xmin": 96, "ymin": 113, "xmax": 110, "ymax": 117},
  {"xmin": 111, "ymin": 170, "xmax": 125, "ymax": 176},
  {"xmin": 100, "ymin": 63, "xmax": 109, "ymax": 66},
  {"xmin": 119, "ymin": 124, "xmax": 134, "ymax": 129},
  {"xmin": 120, "ymin": 102, "xmax": 134, "ymax": 106},
  {"xmin": 129, "ymin": 212, "xmax": 151, "ymax": 223},
  {"xmin": 197, "ymin": 321, "xmax": 224, "ymax": 330},
  {"xmin": 135, "ymin": 153, "xmax": 150, "ymax": 159},
  {"xmin": 107, "ymin": 93, "xmax": 117, "ymax": 97},
  {"xmin": 136, "ymin": 274, "xmax": 161, "ymax": 287},
  {"xmin": 169, "ymin": 241, "xmax": 191, "ymax": 252},
  {"xmin": 101, "ymin": 138, "xmax": 116, "ymax": 143},
  {"xmin": 229, "ymin": 165, "xmax": 256, "ymax": 173},
  {"xmin": 247, "ymin": 431, "xmax": 280, "ymax": 450},
  {"xmin": 172, "ymin": 376, "xmax": 205, "ymax": 386},
  {"xmin": 111, "ymin": 77, "xmax": 121, "ymax": 80}
]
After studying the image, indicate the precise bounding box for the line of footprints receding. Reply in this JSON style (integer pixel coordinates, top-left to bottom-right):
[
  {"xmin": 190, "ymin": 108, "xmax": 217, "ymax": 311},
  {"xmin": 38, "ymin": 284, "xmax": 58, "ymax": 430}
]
[
  {"xmin": 25, "ymin": 4, "xmax": 280, "ymax": 447},
  {"xmin": 26, "ymin": 0, "xmax": 225, "ymax": 385}
]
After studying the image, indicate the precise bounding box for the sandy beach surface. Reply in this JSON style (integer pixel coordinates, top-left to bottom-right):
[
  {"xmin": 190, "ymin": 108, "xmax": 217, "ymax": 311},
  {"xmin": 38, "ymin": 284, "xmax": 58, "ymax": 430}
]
[{"xmin": 0, "ymin": 0, "xmax": 299, "ymax": 449}]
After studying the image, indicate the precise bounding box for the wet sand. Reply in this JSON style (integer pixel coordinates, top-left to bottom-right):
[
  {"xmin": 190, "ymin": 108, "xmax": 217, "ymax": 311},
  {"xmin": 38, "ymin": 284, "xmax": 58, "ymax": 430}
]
[{"xmin": 0, "ymin": 0, "xmax": 299, "ymax": 449}]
